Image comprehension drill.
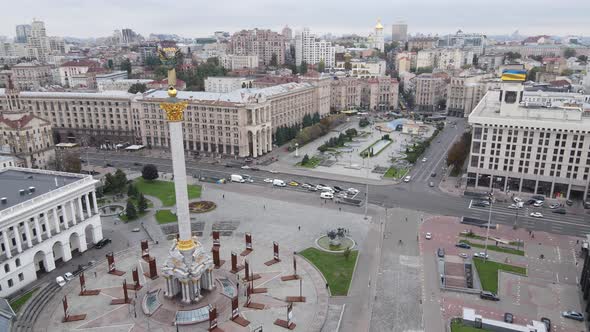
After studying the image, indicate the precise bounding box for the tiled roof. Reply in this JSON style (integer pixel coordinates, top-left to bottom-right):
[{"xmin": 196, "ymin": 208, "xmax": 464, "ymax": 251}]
[
  {"xmin": 60, "ymin": 59, "xmax": 100, "ymax": 67},
  {"xmin": 0, "ymin": 113, "xmax": 50, "ymax": 129}
]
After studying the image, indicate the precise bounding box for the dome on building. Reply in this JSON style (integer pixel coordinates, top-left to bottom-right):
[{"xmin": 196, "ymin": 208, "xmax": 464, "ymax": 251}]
[{"xmin": 375, "ymin": 19, "xmax": 384, "ymax": 30}]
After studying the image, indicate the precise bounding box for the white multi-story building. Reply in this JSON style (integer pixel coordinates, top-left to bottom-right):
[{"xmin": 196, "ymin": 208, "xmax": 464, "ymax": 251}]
[
  {"xmin": 438, "ymin": 30, "xmax": 486, "ymax": 55},
  {"xmin": 417, "ymin": 48, "xmax": 474, "ymax": 71},
  {"xmin": 295, "ymin": 28, "xmax": 336, "ymax": 68},
  {"xmin": 27, "ymin": 20, "xmax": 50, "ymax": 63},
  {"xmin": 59, "ymin": 59, "xmax": 101, "ymax": 87},
  {"xmin": 229, "ymin": 29, "xmax": 285, "ymax": 66},
  {"xmin": 218, "ymin": 54, "xmax": 259, "ymax": 70},
  {"xmin": 415, "ymin": 73, "xmax": 448, "ymax": 112},
  {"xmin": 372, "ymin": 19, "xmax": 385, "ymax": 52},
  {"xmin": 0, "ymin": 167, "xmax": 103, "ymax": 297},
  {"xmin": 467, "ymin": 81, "xmax": 590, "ymax": 201},
  {"xmin": 334, "ymin": 58, "xmax": 386, "ymax": 78},
  {"xmin": 204, "ymin": 77, "xmax": 253, "ymax": 93}
]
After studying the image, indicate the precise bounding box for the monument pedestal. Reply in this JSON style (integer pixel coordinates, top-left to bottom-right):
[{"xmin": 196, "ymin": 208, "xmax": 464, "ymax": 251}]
[{"xmin": 274, "ymin": 319, "xmax": 296, "ymax": 330}]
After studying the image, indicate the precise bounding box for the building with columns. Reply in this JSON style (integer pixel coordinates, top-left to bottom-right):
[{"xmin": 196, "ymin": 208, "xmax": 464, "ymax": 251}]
[
  {"xmin": 0, "ymin": 112, "xmax": 55, "ymax": 169},
  {"xmin": 0, "ymin": 167, "xmax": 102, "ymax": 297}
]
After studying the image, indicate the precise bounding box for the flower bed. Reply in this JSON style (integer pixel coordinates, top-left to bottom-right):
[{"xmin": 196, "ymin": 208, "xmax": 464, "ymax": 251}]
[{"xmin": 188, "ymin": 201, "xmax": 217, "ymax": 213}]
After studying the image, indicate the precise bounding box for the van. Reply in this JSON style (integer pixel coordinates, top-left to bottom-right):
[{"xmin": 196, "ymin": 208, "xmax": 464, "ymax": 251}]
[
  {"xmin": 403, "ymin": 176, "xmax": 411, "ymax": 182},
  {"xmin": 320, "ymin": 192, "xmax": 334, "ymax": 199},
  {"xmin": 272, "ymin": 179, "xmax": 286, "ymax": 187},
  {"xmin": 231, "ymin": 174, "xmax": 245, "ymax": 183}
]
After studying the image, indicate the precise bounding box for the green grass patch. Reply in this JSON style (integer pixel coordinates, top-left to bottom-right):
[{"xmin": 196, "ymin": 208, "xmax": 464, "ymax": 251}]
[
  {"xmin": 297, "ymin": 156, "xmax": 322, "ymax": 168},
  {"xmin": 460, "ymin": 233, "xmax": 487, "ymax": 241},
  {"xmin": 300, "ymin": 247, "xmax": 358, "ymax": 296},
  {"xmin": 128, "ymin": 196, "xmax": 154, "ymax": 208},
  {"xmin": 134, "ymin": 178, "xmax": 201, "ymax": 207},
  {"xmin": 473, "ymin": 257, "xmax": 527, "ymax": 293},
  {"xmin": 155, "ymin": 209, "xmax": 178, "ymax": 224},
  {"xmin": 10, "ymin": 287, "xmax": 39, "ymax": 313},
  {"xmin": 360, "ymin": 139, "xmax": 393, "ymax": 158},
  {"xmin": 451, "ymin": 319, "xmax": 490, "ymax": 332},
  {"xmin": 383, "ymin": 167, "xmax": 409, "ymax": 179},
  {"xmin": 459, "ymin": 239, "xmax": 525, "ymax": 256}
]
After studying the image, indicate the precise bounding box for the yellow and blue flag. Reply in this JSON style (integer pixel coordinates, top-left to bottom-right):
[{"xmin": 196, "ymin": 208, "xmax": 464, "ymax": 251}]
[{"xmin": 501, "ymin": 69, "xmax": 527, "ymax": 82}]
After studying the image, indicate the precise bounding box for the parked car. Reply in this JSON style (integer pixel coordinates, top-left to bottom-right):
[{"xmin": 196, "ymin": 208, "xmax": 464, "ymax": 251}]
[
  {"xmin": 552, "ymin": 208, "xmax": 566, "ymax": 215},
  {"xmin": 566, "ymin": 199, "xmax": 573, "ymax": 206},
  {"xmin": 132, "ymin": 227, "xmax": 140, "ymax": 232},
  {"xmin": 532, "ymin": 195, "xmax": 545, "ymax": 201},
  {"xmin": 429, "ymin": 181, "xmax": 435, "ymax": 187},
  {"xmin": 307, "ymin": 186, "xmax": 318, "ymax": 192},
  {"xmin": 504, "ymin": 313, "xmax": 514, "ymax": 323},
  {"xmin": 473, "ymin": 200, "xmax": 490, "ymax": 207},
  {"xmin": 105, "ymin": 163, "xmax": 114, "ymax": 167},
  {"xmin": 530, "ymin": 212, "xmax": 543, "ymax": 218},
  {"xmin": 526, "ymin": 199, "xmax": 537, "ymax": 205},
  {"xmin": 425, "ymin": 232, "xmax": 432, "ymax": 240},
  {"xmin": 459, "ymin": 253, "xmax": 468, "ymax": 259},
  {"xmin": 56, "ymin": 276, "xmax": 67, "ymax": 287},
  {"xmin": 301, "ymin": 183, "xmax": 312, "ymax": 189},
  {"xmin": 508, "ymin": 204, "xmax": 519, "ymax": 209},
  {"xmin": 513, "ymin": 197, "xmax": 522, "ymax": 203},
  {"xmin": 95, "ymin": 238, "xmax": 111, "ymax": 249},
  {"xmin": 562, "ymin": 311, "xmax": 584, "ymax": 321},
  {"xmin": 437, "ymin": 248, "xmax": 445, "ymax": 258},
  {"xmin": 224, "ymin": 164, "xmax": 234, "ymax": 168},
  {"xmin": 63, "ymin": 272, "xmax": 74, "ymax": 281},
  {"xmin": 474, "ymin": 252, "xmax": 489, "ymax": 259},
  {"xmin": 430, "ymin": 172, "xmax": 437, "ymax": 177},
  {"xmin": 250, "ymin": 167, "xmax": 260, "ymax": 171},
  {"xmin": 403, "ymin": 176, "xmax": 411, "ymax": 183},
  {"xmin": 456, "ymin": 242, "xmax": 471, "ymax": 249},
  {"xmin": 133, "ymin": 162, "xmax": 142, "ymax": 166},
  {"xmin": 347, "ymin": 188, "xmax": 359, "ymax": 195},
  {"xmin": 533, "ymin": 200, "xmax": 544, "ymax": 207},
  {"xmin": 422, "ymin": 157, "xmax": 428, "ymax": 162},
  {"xmin": 320, "ymin": 192, "xmax": 334, "ymax": 200},
  {"xmin": 263, "ymin": 178, "xmax": 273, "ymax": 183},
  {"xmin": 549, "ymin": 203, "xmax": 560, "ymax": 209},
  {"xmin": 231, "ymin": 174, "xmax": 246, "ymax": 183},
  {"xmin": 540, "ymin": 317, "xmax": 551, "ymax": 332},
  {"xmin": 333, "ymin": 186, "xmax": 344, "ymax": 193},
  {"xmin": 480, "ymin": 291, "xmax": 500, "ymax": 301},
  {"xmin": 585, "ymin": 201, "xmax": 590, "ymax": 209}
]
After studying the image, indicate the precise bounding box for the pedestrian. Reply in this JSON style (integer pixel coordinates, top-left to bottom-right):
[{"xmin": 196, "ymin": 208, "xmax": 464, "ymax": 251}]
[
  {"xmin": 326, "ymin": 282, "xmax": 329, "ymax": 289},
  {"xmin": 298, "ymin": 225, "xmax": 301, "ymax": 231},
  {"xmin": 223, "ymin": 194, "xmax": 225, "ymax": 199},
  {"xmin": 264, "ymin": 205, "xmax": 266, "ymax": 210},
  {"xmin": 339, "ymin": 207, "xmax": 341, "ymax": 211},
  {"xmin": 94, "ymin": 271, "xmax": 97, "ymax": 278}
]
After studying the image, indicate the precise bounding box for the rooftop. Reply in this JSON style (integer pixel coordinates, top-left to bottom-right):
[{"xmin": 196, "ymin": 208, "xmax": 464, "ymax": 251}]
[{"xmin": 0, "ymin": 168, "xmax": 83, "ymax": 212}]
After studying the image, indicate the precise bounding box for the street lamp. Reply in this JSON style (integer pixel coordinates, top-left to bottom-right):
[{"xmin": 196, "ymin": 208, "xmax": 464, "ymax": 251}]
[{"xmin": 483, "ymin": 191, "xmax": 494, "ymax": 261}]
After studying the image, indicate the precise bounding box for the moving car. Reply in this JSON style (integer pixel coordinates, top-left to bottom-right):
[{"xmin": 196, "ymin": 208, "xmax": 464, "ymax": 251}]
[
  {"xmin": 549, "ymin": 203, "xmax": 560, "ymax": 209},
  {"xmin": 403, "ymin": 176, "xmax": 411, "ymax": 183},
  {"xmin": 320, "ymin": 192, "xmax": 334, "ymax": 199},
  {"xmin": 301, "ymin": 183, "xmax": 312, "ymax": 189},
  {"xmin": 562, "ymin": 311, "xmax": 584, "ymax": 321},
  {"xmin": 530, "ymin": 212, "xmax": 543, "ymax": 218},
  {"xmin": 429, "ymin": 181, "xmax": 435, "ymax": 187},
  {"xmin": 526, "ymin": 199, "xmax": 537, "ymax": 205},
  {"xmin": 231, "ymin": 174, "xmax": 245, "ymax": 183},
  {"xmin": 56, "ymin": 276, "xmax": 67, "ymax": 287},
  {"xmin": 272, "ymin": 179, "xmax": 286, "ymax": 187},
  {"xmin": 504, "ymin": 313, "xmax": 514, "ymax": 323},
  {"xmin": 532, "ymin": 195, "xmax": 545, "ymax": 201},
  {"xmin": 566, "ymin": 199, "xmax": 573, "ymax": 206},
  {"xmin": 132, "ymin": 227, "xmax": 140, "ymax": 232},
  {"xmin": 333, "ymin": 186, "xmax": 344, "ymax": 193},
  {"xmin": 459, "ymin": 253, "xmax": 468, "ymax": 259},
  {"xmin": 480, "ymin": 291, "xmax": 499, "ymax": 301},
  {"xmin": 242, "ymin": 175, "xmax": 254, "ymax": 183},
  {"xmin": 95, "ymin": 238, "xmax": 111, "ymax": 249},
  {"xmin": 425, "ymin": 232, "xmax": 432, "ymax": 240},
  {"xmin": 513, "ymin": 197, "xmax": 522, "ymax": 203},
  {"xmin": 456, "ymin": 242, "xmax": 471, "ymax": 249},
  {"xmin": 347, "ymin": 188, "xmax": 359, "ymax": 195},
  {"xmin": 430, "ymin": 172, "xmax": 437, "ymax": 177},
  {"xmin": 437, "ymin": 248, "xmax": 445, "ymax": 258},
  {"xmin": 240, "ymin": 165, "xmax": 251, "ymax": 169},
  {"xmin": 474, "ymin": 252, "xmax": 488, "ymax": 259},
  {"xmin": 540, "ymin": 317, "xmax": 551, "ymax": 332},
  {"xmin": 422, "ymin": 157, "xmax": 428, "ymax": 162},
  {"xmin": 63, "ymin": 272, "xmax": 74, "ymax": 281},
  {"xmin": 263, "ymin": 178, "xmax": 273, "ymax": 183},
  {"xmin": 473, "ymin": 200, "xmax": 490, "ymax": 207},
  {"xmin": 552, "ymin": 208, "xmax": 566, "ymax": 215},
  {"xmin": 533, "ymin": 200, "xmax": 544, "ymax": 207},
  {"xmin": 133, "ymin": 162, "xmax": 142, "ymax": 166},
  {"xmin": 288, "ymin": 181, "xmax": 299, "ymax": 187}
]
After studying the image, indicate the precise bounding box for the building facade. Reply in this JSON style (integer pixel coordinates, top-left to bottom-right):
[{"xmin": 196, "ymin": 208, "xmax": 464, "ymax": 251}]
[
  {"xmin": 467, "ymin": 82, "xmax": 590, "ymax": 201},
  {"xmin": 11, "ymin": 62, "xmax": 53, "ymax": 91},
  {"xmin": 295, "ymin": 28, "xmax": 336, "ymax": 67},
  {"xmin": 0, "ymin": 112, "xmax": 55, "ymax": 169},
  {"xmin": 408, "ymin": 37, "xmax": 438, "ymax": 51},
  {"xmin": 330, "ymin": 76, "xmax": 399, "ymax": 111},
  {"xmin": 415, "ymin": 73, "xmax": 448, "ymax": 112},
  {"xmin": 334, "ymin": 58, "xmax": 386, "ymax": 78},
  {"xmin": 59, "ymin": 59, "xmax": 101, "ymax": 87},
  {"xmin": 218, "ymin": 54, "xmax": 259, "ymax": 70},
  {"xmin": 446, "ymin": 73, "xmax": 500, "ymax": 117},
  {"xmin": 391, "ymin": 22, "xmax": 408, "ymax": 42},
  {"xmin": 204, "ymin": 77, "xmax": 253, "ymax": 93},
  {"xmin": 27, "ymin": 20, "xmax": 49, "ymax": 63},
  {"xmin": 229, "ymin": 29, "xmax": 285, "ymax": 67},
  {"xmin": 0, "ymin": 167, "xmax": 102, "ymax": 297},
  {"xmin": 15, "ymin": 25, "xmax": 31, "ymax": 44}
]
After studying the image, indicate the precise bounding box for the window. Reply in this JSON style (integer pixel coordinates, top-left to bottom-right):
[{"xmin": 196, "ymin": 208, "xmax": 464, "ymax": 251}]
[
  {"xmin": 4, "ymin": 264, "xmax": 9, "ymax": 273},
  {"xmin": 15, "ymin": 258, "xmax": 20, "ymax": 267},
  {"xmin": 18, "ymin": 273, "xmax": 24, "ymax": 281},
  {"xmin": 8, "ymin": 279, "xmax": 13, "ymax": 287}
]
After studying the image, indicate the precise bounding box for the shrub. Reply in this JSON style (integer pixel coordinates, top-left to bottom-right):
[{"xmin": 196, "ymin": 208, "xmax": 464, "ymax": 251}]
[{"xmin": 142, "ymin": 164, "xmax": 159, "ymax": 180}]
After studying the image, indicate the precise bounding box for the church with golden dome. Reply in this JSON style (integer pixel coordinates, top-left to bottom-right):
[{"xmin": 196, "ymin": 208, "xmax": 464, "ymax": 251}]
[{"xmin": 369, "ymin": 19, "xmax": 385, "ymax": 52}]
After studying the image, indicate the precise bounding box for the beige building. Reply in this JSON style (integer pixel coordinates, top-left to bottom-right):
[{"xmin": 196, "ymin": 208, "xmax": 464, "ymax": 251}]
[
  {"xmin": 334, "ymin": 58, "xmax": 386, "ymax": 78},
  {"xmin": 0, "ymin": 112, "xmax": 55, "ymax": 169},
  {"xmin": 204, "ymin": 77, "xmax": 253, "ymax": 93},
  {"xmin": 219, "ymin": 54, "xmax": 259, "ymax": 70},
  {"xmin": 11, "ymin": 62, "xmax": 53, "ymax": 91},
  {"xmin": 229, "ymin": 29, "xmax": 285, "ymax": 67},
  {"xmin": 330, "ymin": 76, "xmax": 399, "ymax": 112},
  {"xmin": 446, "ymin": 73, "xmax": 500, "ymax": 117},
  {"xmin": 58, "ymin": 59, "xmax": 101, "ymax": 87},
  {"xmin": 415, "ymin": 73, "xmax": 448, "ymax": 112},
  {"xmin": 408, "ymin": 37, "xmax": 438, "ymax": 51},
  {"xmin": 396, "ymin": 52, "xmax": 416, "ymax": 73}
]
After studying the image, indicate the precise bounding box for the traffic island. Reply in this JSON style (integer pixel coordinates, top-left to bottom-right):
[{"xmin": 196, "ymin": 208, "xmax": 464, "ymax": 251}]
[
  {"xmin": 472, "ymin": 257, "xmax": 527, "ymax": 293},
  {"xmin": 299, "ymin": 247, "xmax": 358, "ymax": 296}
]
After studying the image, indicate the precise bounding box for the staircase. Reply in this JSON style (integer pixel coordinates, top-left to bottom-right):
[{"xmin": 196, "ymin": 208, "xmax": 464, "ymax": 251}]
[{"xmin": 11, "ymin": 282, "xmax": 60, "ymax": 332}]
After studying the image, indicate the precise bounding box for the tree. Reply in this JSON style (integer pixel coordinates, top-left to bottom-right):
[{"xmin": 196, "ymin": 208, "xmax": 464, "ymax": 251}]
[
  {"xmin": 137, "ymin": 194, "xmax": 148, "ymax": 213},
  {"xmin": 103, "ymin": 173, "xmax": 115, "ymax": 193},
  {"xmin": 114, "ymin": 169, "xmax": 128, "ymax": 191},
  {"xmin": 504, "ymin": 52, "xmax": 521, "ymax": 62},
  {"xmin": 127, "ymin": 184, "xmax": 138, "ymax": 198},
  {"xmin": 344, "ymin": 60, "xmax": 352, "ymax": 71},
  {"xmin": 577, "ymin": 55, "xmax": 588, "ymax": 63},
  {"xmin": 107, "ymin": 59, "xmax": 113, "ymax": 69},
  {"xmin": 359, "ymin": 118, "xmax": 370, "ymax": 127},
  {"xmin": 125, "ymin": 199, "xmax": 137, "ymax": 220},
  {"xmin": 561, "ymin": 69, "xmax": 574, "ymax": 76},
  {"xmin": 270, "ymin": 53, "xmax": 278, "ymax": 67},
  {"xmin": 144, "ymin": 55, "xmax": 161, "ymax": 69},
  {"xmin": 529, "ymin": 55, "xmax": 543, "ymax": 62},
  {"xmin": 2, "ymin": 65, "xmax": 9, "ymax": 70},
  {"xmin": 142, "ymin": 164, "xmax": 159, "ymax": 180},
  {"xmin": 302, "ymin": 114, "xmax": 313, "ymax": 127},
  {"xmin": 312, "ymin": 112, "xmax": 320, "ymax": 124},
  {"xmin": 527, "ymin": 67, "xmax": 541, "ymax": 81},
  {"xmin": 128, "ymin": 83, "xmax": 147, "ymax": 94},
  {"xmin": 415, "ymin": 66, "xmax": 433, "ymax": 75},
  {"xmin": 61, "ymin": 151, "xmax": 81, "ymax": 173},
  {"xmin": 299, "ymin": 61, "xmax": 308, "ymax": 75},
  {"xmin": 318, "ymin": 59, "xmax": 325, "ymax": 73},
  {"xmin": 563, "ymin": 48, "xmax": 576, "ymax": 58},
  {"xmin": 345, "ymin": 128, "xmax": 358, "ymax": 138},
  {"xmin": 120, "ymin": 59, "xmax": 132, "ymax": 75},
  {"xmin": 384, "ymin": 41, "xmax": 399, "ymax": 53},
  {"xmin": 343, "ymin": 247, "xmax": 351, "ymax": 260},
  {"xmin": 301, "ymin": 154, "xmax": 310, "ymax": 165}
]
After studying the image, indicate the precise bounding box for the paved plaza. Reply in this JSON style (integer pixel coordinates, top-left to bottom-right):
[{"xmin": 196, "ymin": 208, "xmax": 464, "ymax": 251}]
[
  {"xmin": 33, "ymin": 183, "xmax": 371, "ymax": 331},
  {"xmin": 420, "ymin": 216, "xmax": 586, "ymax": 332}
]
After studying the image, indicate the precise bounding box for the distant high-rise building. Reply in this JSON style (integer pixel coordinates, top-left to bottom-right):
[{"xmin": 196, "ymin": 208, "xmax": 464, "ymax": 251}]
[
  {"xmin": 112, "ymin": 30, "xmax": 122, "ymax": 45},
  {"xmin": 229, "ymin": 29, "xmax": 286, "ymax": 66},
  {"xmin": 28, "ymin": 20, "xmax": 49, "ymax": 62},
  {"xmin": 15, "ymin": 24, "xmax": 31, "ymax": 43},
  {"xmin": 282, "ymin": 26, "xmax": 292, "ymax": 40},
  {"xmin": 391, "ymin": 22, "xmax": 408, "ymax": 42},
  {"xmin": 373, "ymin": 19, "xmax": 385, "ymax": 52},
  {"xmin": 295, "ymin": 28, "xmax": 336, "ymax": 67},
  {"xmin": 121, "ymin": 28, "xmax": 138, "ymax": 44}
]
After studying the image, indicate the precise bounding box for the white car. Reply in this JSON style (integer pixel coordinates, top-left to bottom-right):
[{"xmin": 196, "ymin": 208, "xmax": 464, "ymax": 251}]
[
  {"xmin": 56, "ymin": 276, "xmax": 66, "ymax": 287},
  {"xmin": 459, "ymin": 253, "xmax": 468, "ymax": 259},
  {"xmin": 422, "ymin": 157, "xmax": 428, "ymax": 162},
  {"xmin": 403, "ymin": 176, "xmax": 411, "ymax": 183},
  {"xmin": 533, "ymin": 200, "xmax": 544, "ymax": 207},
  {"xmin": 549, "ymin": 203, "xmax": 560, "ymax": 209},
  {"xmin": 508, "ymin": 203, "xmax": 523, "ymax": 209},
  {"xmin": 347, "ymin": 188, "xmax": 359, "ymax": 195},
  {"xmin": 269, "ymin": 170, "xmax": 278, "ymax": 174},
  {"xmin": 320, "ymin": 192, "xmax": 334, "ymax": 199},
  {"xmin": 241, "ymin": 165, "xmax": 251, "ymax": 169},
  {"xmin": 301, "ymin": 183, "xmax": 312, "ymax": 189},
  {"xmin": 63, "ymin": 272, "xmax": 74, "ymax": 281},
  {"xmin": 530, "ymin": 212, "xmax": 543, "ymax": 218},
  {"xmin": 263, "ymin": 178, "xmax": 273, "ymax": 183},
  {"xmin": 316, "ymin": 185, "xmax": 333, "ymax": 192},
  {"xmin": 425, "ymin": 232, "xmax": 432, "ymax": 240},
  {"xmin": 513, "ymin": 197, "xmax": 522, "ymax": 203},
  {"xmin": 473, "ymin": 252, "xmax": 489, "ymax": 259}
]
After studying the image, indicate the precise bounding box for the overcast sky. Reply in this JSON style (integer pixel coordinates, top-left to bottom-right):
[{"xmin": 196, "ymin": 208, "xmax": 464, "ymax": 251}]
[{"xmin": 2, "ymin": 0, "xmax": 589, "ymax": 39}]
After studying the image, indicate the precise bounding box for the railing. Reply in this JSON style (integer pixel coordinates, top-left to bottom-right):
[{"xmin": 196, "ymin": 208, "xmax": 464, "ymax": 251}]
[{"xmin": 0, "ymin": 167, "xmax": 94, "ymax": 219}]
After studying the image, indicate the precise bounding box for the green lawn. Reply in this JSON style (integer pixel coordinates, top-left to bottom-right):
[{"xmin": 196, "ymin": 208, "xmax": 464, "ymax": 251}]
[
  {"xmin": 451, "ymin": 320, "xmax": 489, "ymax": 332},
  {"xmin": 128, "ymin": 196, "xmax": 154, "ymax": 208},
  {"xmin": 134, "ymin": 178, "xmax": 201, "ymax": 207},
  {"xmin": 383, "ymin": 167, "xmax": 409, "ymax": 179},
  {"xmin": 10, "ymin": 287, "xmax": 38, "ymax": 313},
  {"xmin": 360, "ymin": 139, "xmax": 393, "ymax": 158},
  {"xmin": 460, "ymin": 233, "xmax": 487, "ymax": 241},
  {"xmin": 459, "ymin": 240, "xmax": 525, "ymax": 256},
  {"xmin": 472, "ymin": 257, "xmax": 527, "ymax": 293},
  {"xmin": 300, "ymin": 247, "xmax": 358, "ymax": 296},
  {"xmin": 297, "ymin": 156, "xmax": 322, "ymax": 168},
  {"xmin": 155, "ymin": 209, "xmax": 178, "ymax": 224}
]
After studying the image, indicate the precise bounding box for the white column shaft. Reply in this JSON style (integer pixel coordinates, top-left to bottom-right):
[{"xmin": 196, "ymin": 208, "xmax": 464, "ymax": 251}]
[
  {"xmin": 84, "ymin": 194, "xmax": 92, "ymax": 218},
  {"xmin": 2, "ymin": 230, "xmax": 12, "ymax": 258},
  {"xmin": 43, "ymin": 212, "xmax": 52, "ymax": 237},
  {"xmin": 70, "ymin": 200, "xmax": 77, "ymax": 225},
  {"xmin": 13, "ymin": 226, "xmax": 22, "ymax": 253},
  {"xmin": 33, "ymin": 216, "xmax": 42, "ymax": 242},
  {"xmin": 92, "ymin": 191, "xmax": 99, "ymax": 214},
  {"xmin": 62, "ymin": 205, "xmax": 69, "ymax": 230},
  {"xmin": 52, "ymin": 208, "xmax": 61, "ymax": 233},
  {"xmin": 169, "ymin": 121, "xmax": 191, "ymax": 241},
  {"xmin": 77, "ymin": 197, "xmax": 84, "ymax": 221},
  {"xmin": 23, "ymin": 220, "xmax": 33, "ymax": 248}
]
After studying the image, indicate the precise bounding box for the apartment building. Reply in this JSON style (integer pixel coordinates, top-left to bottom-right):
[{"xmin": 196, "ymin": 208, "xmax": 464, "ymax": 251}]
[
  {"xmin": 11, "ymin": 62, "xmax": 53, "ymax": 91},
  {"xmin": 204, "ymin": 77, "xmax": 253, "ymax": 93},
  {"xmin": 295, "ymin": 28, "xmax": 336, "ymax": 67},
  {"xmin": 407, "ymin": 37, "xmax": 438, "ymax": 51},
  {"xmin": 229, "ymin": 29, "xmax": 285, "ymax": 66},
  {"xmin": 446, "ymin": 73, "xmax": 500, "ymax": 117},
  {"xmin": 218, "ymin": 54, "xmax": 259, "ymax": 70},
  {"xmin": 330, "ymin": 76, "xmax": 399, "ymax": 112},
  {"xmin": 467, "ymin": 81, "xmax": 590, "ymax": 201},
  {"xmin": 391, "ymin": 22, "xmax": 408, "ymax": 42},
  {"xmin": 0, "ymin": 112, "xmax": 55, "ymax": 169},
  {"xmin": 0, "ymin": 167, "xmax": 102, "ymax": 297},
  {"xmin": 334, "ymin": 58, "xmax": 386, "ymax": 78},
  {"xmin": 417, "ymin": 48, "xmax": 474, "ymax": 71},
  {"xmin": 58, "ymin": 59, "xmax": 101, "ymax": 87},
  {"xmin": 395, "ymin": 52, "xmax": 417, "ymax": 73},
  {"xmin": 415, "ymin": 73, "xmax": 448, "ymax": 112}
]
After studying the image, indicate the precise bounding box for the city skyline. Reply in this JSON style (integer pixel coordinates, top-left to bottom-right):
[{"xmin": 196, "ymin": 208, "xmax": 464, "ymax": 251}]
[{"xmin": 1, "ymin": 0, "xmax": 589, "ymax": 39}]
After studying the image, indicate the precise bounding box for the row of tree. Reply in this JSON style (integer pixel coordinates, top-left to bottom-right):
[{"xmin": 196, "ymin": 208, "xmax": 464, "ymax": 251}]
[
  {"xmin": 446, "ymin": 132, "xmax": 472, "ymax": 173},
  {"xmin": 317, "ymin": 128, "xmax": 358, "ymax": 152},
  {"xmin": 292, "ymin": 114, "xmax": 347, "ymax": 148},
  {"xmin": 103, "ymin": 169, "xmax": 129, "ymax": 194},
  {"xmin": 274, "ymin": 112, "xmax": 321, "ymax": 146}
]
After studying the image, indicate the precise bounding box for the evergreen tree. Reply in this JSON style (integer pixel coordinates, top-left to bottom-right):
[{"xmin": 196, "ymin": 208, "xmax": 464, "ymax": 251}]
[
  {"xmin": 301, "ymin": 154, "xmax": 310, "ymax": 165},
  {"xmin": 128, "ymin": 83, "xmax": 147, "ymax": 94},
  {"xmin": 312, "ymin": 112, "xmax": 320, "ymax": 124},
  {"xmin": 302, "ymin": 114, "xmax": 312, "ymax": 127},
  {"xmin": 127, "ymin": 184, "xmax": 138, "ymax": 198},
  {"xmin": 142, "ymin": 164, "xmax": 159, "ymax": 180},
  {"xmin": 125, "ymin": 199, "xmax": 137, "ymax": 220},
  {"xmin": 103, "ymin": 173, "xmax": 115, "ymax": 193},
  {"xmin": 138, "ymin": 194, "xmax": 148, "ymax": 213},
  {"xmin": 300, "ymin": 61, "xmax": 308, "ymax": 74},
  {"xmin": 120, "ymin": 59, "xmax": 132, "ymax": 75},
  {"xmin": 270, "ymin": 53, "xmax": 278, "ymax": 67},
  {"xmin": 114, "ymin": 169, "xmax": 128, "ymax": 192}
]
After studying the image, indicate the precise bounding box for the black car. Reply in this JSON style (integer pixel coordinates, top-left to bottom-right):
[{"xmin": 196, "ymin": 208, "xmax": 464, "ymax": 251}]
[
  {"xmin": 333, "ymin": 186, "xmax": 344, "ymax": 192},
  {"xmin": 552, "ymin": 208, "xmax": 566, "ymax": 215},
  {"xmin": 224, "ymin": 164, "xmax": 233, "ymax": 168},
  {"xmin": 456, "ymin": 242, "xmax": 471, "ymax": 249},
  {"xmin": 473, "ymin": 201, "xmax": 490, "ymax": 207},
  {"xmin": 480, "ymin": 291, "xmax": 500, "ymax": 301},
  {"xmin": 133, "ymin": 162, "xmax": 142, "ymax": 166},
  {"xmin": 526, "ymin": 199, "xmax": 537, "ymax": 205},
  {"xmin": 95, "ymin": 238, "xmax": 111, "ymax": 249},
  {"xmin": 540, "ymin": 317, "xmax": 551, "ymax": 332},
  {"xmin": 80, "ymin": 158, "xmax": 86, "ymax": 163},
  {"xmin": 431, "ymin": 172, "xmax": 437, "ymax": 177},
  {"xmin": 105, "ymin": 163, "xmax": 114, "ymax": 167},
  {"xmin": 437, "ymin": 248, "xmax": 445, "ymax": 258},
  {"xmin": 504, "ymin": 313, "xmax": 514, "ymax": 323},
  {"xmin": 566, "ymin": 199, "xmax": 573, "ymax": 206}
]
